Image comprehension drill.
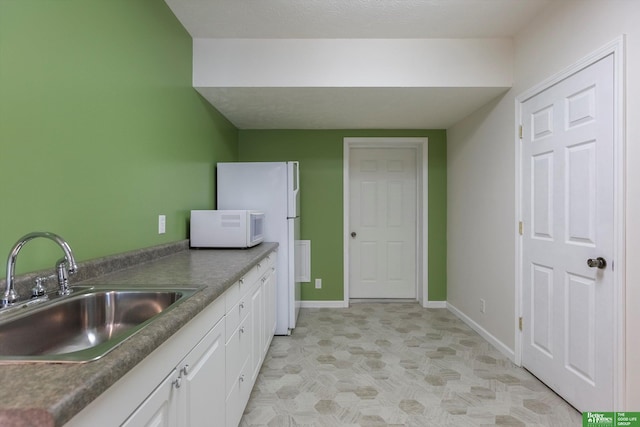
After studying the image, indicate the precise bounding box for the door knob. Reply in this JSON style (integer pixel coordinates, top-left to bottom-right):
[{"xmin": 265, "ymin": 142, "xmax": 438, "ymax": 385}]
[
  {"xmin": 351, "ymin": 232, "xmax": 357, "ymax": 238},
  {"xmin": 587, "ymin": 257, "xmax": 607, "ymax": 269}
]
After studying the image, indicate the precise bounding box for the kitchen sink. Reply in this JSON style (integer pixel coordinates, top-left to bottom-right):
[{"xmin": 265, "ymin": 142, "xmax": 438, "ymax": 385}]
[{"xmin": 0, "ymin": 286, "xmax": 199, "ymax": 363}]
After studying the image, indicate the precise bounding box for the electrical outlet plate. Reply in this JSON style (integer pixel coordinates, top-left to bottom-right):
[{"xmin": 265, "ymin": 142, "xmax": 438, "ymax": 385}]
[
  {"xmin": 315, "ymin": 278, "xmax": 322, "ymax": 289},
  {"xmin": 480, "ymin": 298, "xmax": 485, "ymax": 313}
]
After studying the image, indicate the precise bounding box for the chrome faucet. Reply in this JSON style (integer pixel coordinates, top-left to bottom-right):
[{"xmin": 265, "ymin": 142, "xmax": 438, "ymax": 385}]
[{"xmin": 2, "ymin": 232, "xmax": 78, "ymax": 307}]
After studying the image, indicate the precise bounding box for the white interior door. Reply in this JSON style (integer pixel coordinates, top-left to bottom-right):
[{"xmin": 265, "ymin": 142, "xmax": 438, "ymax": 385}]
[
  {"xmin": 349, "ymin": 147, "xmax": 417, "ymax": 299},
  {"xmin": 521, "ymin": 54, "xmax": 614, "ymax": 411}
]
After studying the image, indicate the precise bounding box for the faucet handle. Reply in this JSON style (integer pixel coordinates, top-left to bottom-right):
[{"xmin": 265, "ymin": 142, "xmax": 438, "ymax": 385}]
[
  {"xmin": 1, "ymin": 289, "xmax": 18, "ymax": 307},
  {"xmin": 31, "ymin": 277, "xmax": 48, "ymax": 298}
]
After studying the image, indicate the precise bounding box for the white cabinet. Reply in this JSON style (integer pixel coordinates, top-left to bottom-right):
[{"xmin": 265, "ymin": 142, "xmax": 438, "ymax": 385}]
[
  {"xmin": 66, "ymin": 293, "xmax": 227, "ymax": 427},
  {"xmin": 224, "ymin": 285, "xmax": 253, "ymax": 427},
  {"xmin": 65, "ymin": 249, "xmax": 277, "ymax": 427},
  {"xmin": 223, "ymin": 250, "xmax": 276, "ymax": 427},
  {"xmin": 123, "ymin": 316, "xmax": 226, "ymax": 427}
]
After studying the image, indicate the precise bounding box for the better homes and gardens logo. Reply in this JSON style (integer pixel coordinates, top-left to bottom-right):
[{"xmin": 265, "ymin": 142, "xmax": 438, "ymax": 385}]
[{"xmin": 583, "ymin": 413, "xmax": 640, "ymax": 427}]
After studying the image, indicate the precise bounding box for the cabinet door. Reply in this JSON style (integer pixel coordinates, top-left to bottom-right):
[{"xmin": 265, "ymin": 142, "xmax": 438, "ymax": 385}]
[
  {"xmin": 177, "ymin": 317, "xmax": 226, "ymax": 427},
  {"xmin": 262, "ymin": 266, "xmax": 277, "ymax": 356},
  {"xmin": 250, "ymin": 280, "xmax": 263, "ymax": 384},
  {"xmin": 122, "ymin": 369, "xmax": 178, "ymax": 427}
]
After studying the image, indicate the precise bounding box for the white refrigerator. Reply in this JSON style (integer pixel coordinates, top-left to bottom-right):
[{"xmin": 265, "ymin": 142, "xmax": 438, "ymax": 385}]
[{"xmin": 217, "ymin": 161, "xmax": 301, "ymax": 335}]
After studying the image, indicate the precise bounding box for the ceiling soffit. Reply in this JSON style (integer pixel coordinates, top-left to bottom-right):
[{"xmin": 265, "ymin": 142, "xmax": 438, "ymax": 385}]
[{"xmin": 163, "ymin": 0, "xmax": 548, "ymax": 128}]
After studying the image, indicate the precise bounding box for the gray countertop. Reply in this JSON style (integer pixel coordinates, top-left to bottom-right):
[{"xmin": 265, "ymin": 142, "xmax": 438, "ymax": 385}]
[{"xmin": 0, "ymin": 242, "xmax": 278, "ymax": 427}]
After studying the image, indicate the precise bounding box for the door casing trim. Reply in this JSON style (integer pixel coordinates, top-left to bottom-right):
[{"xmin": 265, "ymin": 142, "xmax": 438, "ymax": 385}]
[
  {"xmin": 514, "ymin": 36, "xmax": 626, "ymax": 410},
  {"xmin": 343, "ymin": 137, "xmax": 429, "ymax": 306}
]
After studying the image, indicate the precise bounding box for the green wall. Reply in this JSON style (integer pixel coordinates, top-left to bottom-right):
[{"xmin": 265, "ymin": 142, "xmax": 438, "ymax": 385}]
[
  {"xmin": 0, "ymin": 1, "xmax": 448, "ymax": 301},
  {"xmin": 238, "ymin": 130, "xmax": 447, "ymax": 301},
  {"xmin": 0, "ymin": 0, "xmax": 238, "ymax": 277}
]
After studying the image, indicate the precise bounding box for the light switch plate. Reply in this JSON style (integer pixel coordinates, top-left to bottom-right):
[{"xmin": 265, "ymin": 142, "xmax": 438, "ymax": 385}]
[{"xmin": 158, "ymin": 215, "xmax": 166, "ymax": 234}]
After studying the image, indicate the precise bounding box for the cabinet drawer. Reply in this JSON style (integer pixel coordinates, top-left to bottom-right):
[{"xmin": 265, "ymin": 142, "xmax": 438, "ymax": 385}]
[
  {"xmin": 256, "ymin": 252, "xmax": 275, "ymax": 278},
  {"xmin": 225, "ymin": 297, "xmax": 249, "ymax": 340},
  {"xmin": 224, "ymin": 267, "xmax": 259, "ymax": 312},
  {"xmin": 225, "ymin": 280, "xmax": 256, "ymax": 340},
  {"xmin": 225, "ymin": 318, "xmax": 251, "ymax": 397},
  {"xmin": 225, "ymin": 357, "xmax": 251, "ymax": 427}
]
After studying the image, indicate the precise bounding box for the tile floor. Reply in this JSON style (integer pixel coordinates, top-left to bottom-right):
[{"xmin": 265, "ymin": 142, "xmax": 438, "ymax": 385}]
[{"xmin": 240, "ymin": 302, "xmax": 582, "ymax": 427}]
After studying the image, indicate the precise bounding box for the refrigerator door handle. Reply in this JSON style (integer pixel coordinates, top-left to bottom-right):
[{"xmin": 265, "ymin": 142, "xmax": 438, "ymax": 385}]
[{"xmin": 288, "ymin": 162, "xmax": 300, "ymax": 218}]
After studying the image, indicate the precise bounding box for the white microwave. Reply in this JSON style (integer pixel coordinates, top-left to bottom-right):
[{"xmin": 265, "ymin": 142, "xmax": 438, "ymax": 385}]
[{"xmin": 190, "ymin": 210, "xmax": 265, "ymax": 248}]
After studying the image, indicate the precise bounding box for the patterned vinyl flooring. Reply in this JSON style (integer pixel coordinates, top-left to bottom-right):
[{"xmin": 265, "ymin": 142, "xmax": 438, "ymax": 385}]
[{"xmin": 240, "ymin": 302, "xmax": 582, "ymax": 427}]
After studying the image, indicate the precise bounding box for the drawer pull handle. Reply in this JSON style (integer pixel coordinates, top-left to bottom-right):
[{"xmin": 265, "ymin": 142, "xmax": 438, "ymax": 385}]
[
  {"xmin": 239, "ymin": 302, "xmax": 245, "ymax": 309},
  {"xmin": 239, "ymin": 374, "xmax": 245, "ymax": 383},
  {"xmin": 173, "ymin": 377, "xmax": 182, "ymax": 389},
  {"xmin": 239, "ymin": 278, "xmax": 244, "ymax": 284},
  {"xmin": 258, "ymin": 263, "xmax": 262, "ymax": 268},
  {"xmin": 181, "ymin": 364, "xmax": 189, "ymax": 376},
  {"xmin": 240, "ymin": 326, "xmax": 245, "ymax": 334}
]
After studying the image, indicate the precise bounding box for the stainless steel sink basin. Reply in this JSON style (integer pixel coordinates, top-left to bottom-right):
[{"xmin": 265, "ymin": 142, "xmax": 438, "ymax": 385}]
[{"xmin": 0, "ymin": 286, "xmax": 199, "ymax": 363}]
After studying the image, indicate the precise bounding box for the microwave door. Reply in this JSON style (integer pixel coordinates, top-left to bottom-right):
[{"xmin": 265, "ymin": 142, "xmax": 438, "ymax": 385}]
[{"xmin": 250, "ymin": 212, "xmax": 265, "ymax": 245}]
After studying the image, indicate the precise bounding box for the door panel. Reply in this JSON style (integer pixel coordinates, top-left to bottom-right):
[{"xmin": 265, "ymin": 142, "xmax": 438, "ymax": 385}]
[
  {"xmin": 532, "ymin": 152, "xmax": 554, "ymax": 239},
  {"xmin": 566, "ymin": 141, "xmax": 597, "ymax": 244},
  {"xmin": 531, "ymin": 263, "xmax": 553, "ymax": 357},
  {"xmin": 349, "ymin": 148, "xmax": 417, "ymax": 299},
  {"xmin": 565, "ymin": 273, "xmax": 596, "ymax": 382},
  {"xmin": 521, "ymin": 54, "xmax": 614, "ymax": 411}
]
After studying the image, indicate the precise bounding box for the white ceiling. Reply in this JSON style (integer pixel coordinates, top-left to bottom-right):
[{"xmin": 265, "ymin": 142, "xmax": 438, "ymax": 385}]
[{"xmin": 164, "ymin": 0, "xmax": 550, "ymax": 129}]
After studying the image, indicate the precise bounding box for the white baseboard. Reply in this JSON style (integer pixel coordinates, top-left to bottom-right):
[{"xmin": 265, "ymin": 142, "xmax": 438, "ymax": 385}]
[
  {"xmin": 301, "ymin": 300, "xmax": 447, "ymax": 309},
  {"xmin": 299, "ymin": 300, "xmax": 349, "ymax": 308},
  {"xmin": 447, "ymin": 302, "xmax": 515, "ymax": 362},
  {"xmin": 423, "ymin": 301, "xmax": 447, "ymax": 309},
  {"xmin": 350, "ymin": 298, "xmax": 415, "ymax": 303}
]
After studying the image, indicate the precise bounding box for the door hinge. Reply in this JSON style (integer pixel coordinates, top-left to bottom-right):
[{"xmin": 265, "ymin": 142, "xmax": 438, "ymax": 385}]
[
  {"xmin": 519, "ymin": 317, "xmax": 523, "ymax": 331},
  {"xmin": 518, "ymin": 221, "xmax": 523, "ymax": 235},
  {"xmin": 518, "ymin": 125, "xmax": 523, "ymax": 139}
]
